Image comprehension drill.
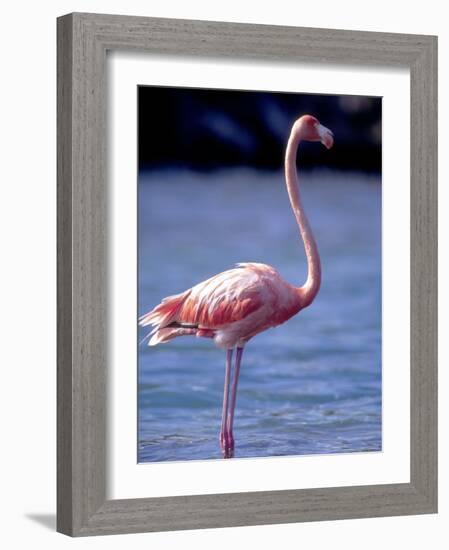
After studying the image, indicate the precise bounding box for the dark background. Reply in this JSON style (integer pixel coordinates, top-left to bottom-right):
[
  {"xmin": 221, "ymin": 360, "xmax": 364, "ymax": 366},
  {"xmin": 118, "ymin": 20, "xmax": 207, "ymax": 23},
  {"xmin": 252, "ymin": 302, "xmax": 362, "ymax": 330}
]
[{"xmin": 138, "ymin": 86, "xmax": 381, "ymax": 173}]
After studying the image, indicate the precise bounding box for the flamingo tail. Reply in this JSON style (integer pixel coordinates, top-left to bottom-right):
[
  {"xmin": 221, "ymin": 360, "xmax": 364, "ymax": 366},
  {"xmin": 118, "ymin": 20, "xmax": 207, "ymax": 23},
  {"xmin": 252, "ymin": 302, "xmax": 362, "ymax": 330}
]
[{"xmin": 139, "ymin": 290, "xmax": 193, "ymax": 346}]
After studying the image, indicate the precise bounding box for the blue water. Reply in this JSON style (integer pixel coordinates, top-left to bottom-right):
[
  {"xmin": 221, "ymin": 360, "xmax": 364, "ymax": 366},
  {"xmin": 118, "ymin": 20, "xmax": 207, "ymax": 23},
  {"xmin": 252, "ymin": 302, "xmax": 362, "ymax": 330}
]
[{"xmin": 138, "ymin": 169, "xmax": 381, "ymax": 462}]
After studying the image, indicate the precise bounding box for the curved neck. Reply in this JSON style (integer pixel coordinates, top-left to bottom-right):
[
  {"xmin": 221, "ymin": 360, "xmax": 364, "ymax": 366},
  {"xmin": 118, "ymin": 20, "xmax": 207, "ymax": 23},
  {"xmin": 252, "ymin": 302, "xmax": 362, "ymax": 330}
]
[{"xmin": 285, "ymin": 124, "xmax": 321, "ymax": 308}]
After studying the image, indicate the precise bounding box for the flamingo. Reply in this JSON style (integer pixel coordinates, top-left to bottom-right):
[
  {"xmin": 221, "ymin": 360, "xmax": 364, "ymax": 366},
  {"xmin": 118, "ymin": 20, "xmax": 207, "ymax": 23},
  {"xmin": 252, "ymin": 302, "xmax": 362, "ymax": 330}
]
[{"xmin": 139, "ymin": 114, "xmax": 334, "ymax": 458}]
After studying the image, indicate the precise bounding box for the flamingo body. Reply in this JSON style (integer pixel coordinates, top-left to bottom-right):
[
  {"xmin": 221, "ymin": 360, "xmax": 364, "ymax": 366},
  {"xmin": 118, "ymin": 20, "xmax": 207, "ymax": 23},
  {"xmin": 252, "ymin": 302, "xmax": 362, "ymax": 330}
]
[{"xmin": 140, "ymin": 262, "xmax": 303, "ymax": 349}]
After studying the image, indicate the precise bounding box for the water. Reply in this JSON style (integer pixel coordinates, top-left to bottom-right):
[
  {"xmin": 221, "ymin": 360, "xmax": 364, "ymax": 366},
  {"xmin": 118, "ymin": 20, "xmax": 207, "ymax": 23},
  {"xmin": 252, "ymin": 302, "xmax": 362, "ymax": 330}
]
[{"xmin": 138, "ymin": 169, "xmax": 381, "ymax": 462}]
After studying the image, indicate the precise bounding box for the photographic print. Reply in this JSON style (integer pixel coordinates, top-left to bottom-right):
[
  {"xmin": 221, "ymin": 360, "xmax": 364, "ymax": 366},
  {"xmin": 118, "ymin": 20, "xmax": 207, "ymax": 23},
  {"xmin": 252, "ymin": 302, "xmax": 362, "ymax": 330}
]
[{"xmin": 138, "ymin": 86, "xmax": 382, "ymax": 462}]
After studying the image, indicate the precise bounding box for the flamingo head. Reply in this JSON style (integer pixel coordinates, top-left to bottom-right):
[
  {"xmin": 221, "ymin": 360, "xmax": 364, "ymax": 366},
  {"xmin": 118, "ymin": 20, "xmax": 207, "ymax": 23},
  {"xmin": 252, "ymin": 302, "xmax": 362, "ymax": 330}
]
[{"xmin": 295, "ymin": 115, "xmax": 334, "ymax": 149}]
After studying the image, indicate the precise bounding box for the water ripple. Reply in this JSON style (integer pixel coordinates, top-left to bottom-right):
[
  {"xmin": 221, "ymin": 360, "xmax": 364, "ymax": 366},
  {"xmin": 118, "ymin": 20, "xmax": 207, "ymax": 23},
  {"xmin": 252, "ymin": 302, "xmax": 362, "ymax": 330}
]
[{"xmin": 138, "ymin": 170, "xmax": 381, "ymax": 462}]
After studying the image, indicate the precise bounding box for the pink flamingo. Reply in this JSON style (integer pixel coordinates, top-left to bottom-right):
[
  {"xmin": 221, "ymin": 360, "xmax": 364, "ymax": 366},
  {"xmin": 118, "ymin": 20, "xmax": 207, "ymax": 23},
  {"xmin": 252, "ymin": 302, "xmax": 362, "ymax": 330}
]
[{"xmin": 139, "ymin": 115, "xmax": 334, "ymax": 458}]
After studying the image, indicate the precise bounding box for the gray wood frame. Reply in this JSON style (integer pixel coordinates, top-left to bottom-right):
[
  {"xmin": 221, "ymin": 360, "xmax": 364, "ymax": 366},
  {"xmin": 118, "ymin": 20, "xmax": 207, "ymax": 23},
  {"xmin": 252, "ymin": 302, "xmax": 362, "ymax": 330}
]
[{"xmin": 57, "ymin": 12, "xmax": 437, "ymax": 537}]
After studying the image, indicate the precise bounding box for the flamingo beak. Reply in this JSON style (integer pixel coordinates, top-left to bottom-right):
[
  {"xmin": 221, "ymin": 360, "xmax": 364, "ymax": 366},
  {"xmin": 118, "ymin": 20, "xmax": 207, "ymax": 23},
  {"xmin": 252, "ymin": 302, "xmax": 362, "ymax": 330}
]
[{"xmin": 317, "ymin": 124, "xmax": 334, "ymax": 149}]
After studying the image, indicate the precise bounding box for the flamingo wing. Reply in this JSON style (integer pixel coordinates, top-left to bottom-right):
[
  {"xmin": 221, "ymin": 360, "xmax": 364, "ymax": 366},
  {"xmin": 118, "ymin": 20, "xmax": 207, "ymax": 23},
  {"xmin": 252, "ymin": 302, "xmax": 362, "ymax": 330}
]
[{"xmin": 139, "ymin": 263, "xmax": 276, "ymax": 346}]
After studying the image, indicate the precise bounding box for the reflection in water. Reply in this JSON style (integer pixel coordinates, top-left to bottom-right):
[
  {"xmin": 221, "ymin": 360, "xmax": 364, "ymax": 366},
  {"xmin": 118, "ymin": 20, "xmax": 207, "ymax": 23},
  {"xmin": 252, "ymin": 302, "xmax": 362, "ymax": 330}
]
[{"xmin": 138, "ymin": 169, "xmax": 381, "ymax": 462}]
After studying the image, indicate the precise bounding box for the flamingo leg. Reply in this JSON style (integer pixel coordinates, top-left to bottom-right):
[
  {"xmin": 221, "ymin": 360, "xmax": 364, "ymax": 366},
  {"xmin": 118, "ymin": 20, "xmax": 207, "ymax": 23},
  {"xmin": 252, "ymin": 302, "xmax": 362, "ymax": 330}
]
[
  {"xmin": 219, "ymin": 349, "xmax": 233, "ymax": 455},
  {"xmin": 225, "ymin": 346, "xmax": 244, "ymax": 458}
]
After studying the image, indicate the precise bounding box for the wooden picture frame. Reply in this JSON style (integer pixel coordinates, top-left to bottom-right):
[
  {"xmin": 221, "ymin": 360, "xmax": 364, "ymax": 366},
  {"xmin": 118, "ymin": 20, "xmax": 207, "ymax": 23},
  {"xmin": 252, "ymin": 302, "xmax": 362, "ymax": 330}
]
[{"xmin": 57, "ymin": 12, "xmax": 437, "ymax": 536}]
